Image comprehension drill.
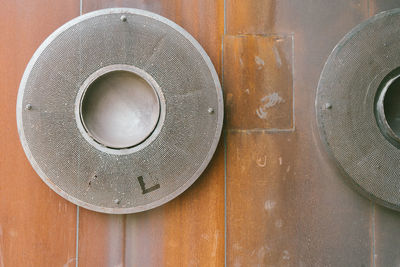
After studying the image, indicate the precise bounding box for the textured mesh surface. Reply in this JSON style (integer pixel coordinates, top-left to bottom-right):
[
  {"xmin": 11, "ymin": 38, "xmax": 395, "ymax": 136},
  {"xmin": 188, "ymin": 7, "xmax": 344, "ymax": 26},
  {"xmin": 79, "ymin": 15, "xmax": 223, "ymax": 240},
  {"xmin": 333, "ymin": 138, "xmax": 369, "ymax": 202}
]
[
  {"xmin": 316, "ymin": 9, "xmax": 400, "ymax": 209},
  {"xmin": 19, "ymin": 10, "xmax": 221, "ymax": 212}
]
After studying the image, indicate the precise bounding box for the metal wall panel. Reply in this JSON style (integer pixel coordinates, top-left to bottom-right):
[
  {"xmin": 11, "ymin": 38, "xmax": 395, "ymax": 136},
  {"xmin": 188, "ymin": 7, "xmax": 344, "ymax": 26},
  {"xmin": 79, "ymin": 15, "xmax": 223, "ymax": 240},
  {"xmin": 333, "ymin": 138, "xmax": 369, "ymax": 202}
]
[
  {"xmin": 1, "ymin": 1, "xmax": 400, "ymax": 266},
  {"xmin": 0, "ymin": 1, "xmax": 79, "ymax": 266},
  {"xmin": 79, "ymin": 1, "xmax": 224, "ymax": 266}
]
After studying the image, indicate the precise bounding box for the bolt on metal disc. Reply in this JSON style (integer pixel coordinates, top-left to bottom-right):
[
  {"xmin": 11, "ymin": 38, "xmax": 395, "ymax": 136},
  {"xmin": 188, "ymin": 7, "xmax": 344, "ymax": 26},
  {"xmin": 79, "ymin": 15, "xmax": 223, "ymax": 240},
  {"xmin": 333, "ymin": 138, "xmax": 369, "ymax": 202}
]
[
  {"xmin": 316, "ymin": 8, "xmax": 400, "ymax": 211},
  {"xmin": 16, "ymin": 8, "xmax": 223, "ymax": 214}
]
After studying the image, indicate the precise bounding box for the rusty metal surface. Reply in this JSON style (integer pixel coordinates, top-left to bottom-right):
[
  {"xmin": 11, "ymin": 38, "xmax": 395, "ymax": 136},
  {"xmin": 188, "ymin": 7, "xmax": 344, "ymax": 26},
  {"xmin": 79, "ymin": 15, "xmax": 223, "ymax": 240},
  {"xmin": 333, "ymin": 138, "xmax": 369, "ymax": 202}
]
[
  {"xmin": 79, "ymin": 0, "xmax": 224, "ymax": 266},
  {"xmin": 224, "ymin": 35, "xmax": 294, "ymax": 131},
  {"xmin": 2, "ymin": 0, "xmax": 400, "ymax": 266},
  {"xmin": 0, "ymin": 1, "xmax": 79, "ymax": 266},
  {"xmin": 225, "ymin": 0, "xmax": 372, "ymax": 266}
]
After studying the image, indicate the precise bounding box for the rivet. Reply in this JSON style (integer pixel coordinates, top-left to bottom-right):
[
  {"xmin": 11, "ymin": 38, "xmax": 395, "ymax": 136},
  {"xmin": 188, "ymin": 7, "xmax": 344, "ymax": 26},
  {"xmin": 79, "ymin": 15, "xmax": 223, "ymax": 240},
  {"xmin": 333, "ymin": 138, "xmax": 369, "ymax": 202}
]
[
  {"xmin": 324, "ymin": 103, "xmax": 332, "ymax": 110},
  {"xmin": 114, "ymin": 199, "xmax": 121, "ymax": 204},
  {"xmin": 25, "ymin": 104, "xmax": 32, "ymax": 110},
  {"xmin": 208, "ymin": 107, "xmax": 214, "ymax": 114},
  {"xmin": 120, "ymin": 15, "xmax": 127, "ymax": 22}
]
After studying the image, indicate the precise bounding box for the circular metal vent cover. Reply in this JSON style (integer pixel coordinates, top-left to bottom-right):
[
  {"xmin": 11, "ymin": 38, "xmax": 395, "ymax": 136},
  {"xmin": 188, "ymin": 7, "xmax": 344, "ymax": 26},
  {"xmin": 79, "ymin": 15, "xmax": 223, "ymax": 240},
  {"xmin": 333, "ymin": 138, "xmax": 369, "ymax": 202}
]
[
  {"xmin": 17, "ymin": 8, "xmax": 223, "ymax": 214},
  {"xmin": 316, "ymin": 9, "xmax": 400, "ymax": 211}
]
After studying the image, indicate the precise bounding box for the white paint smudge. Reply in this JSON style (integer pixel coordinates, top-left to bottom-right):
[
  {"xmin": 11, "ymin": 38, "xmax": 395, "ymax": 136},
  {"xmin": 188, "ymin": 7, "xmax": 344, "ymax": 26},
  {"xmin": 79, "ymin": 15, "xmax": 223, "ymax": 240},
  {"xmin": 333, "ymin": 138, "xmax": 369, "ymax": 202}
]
[
  {"xmin": 233, "ymin": 243, "xmax": 242, "ymax": 251},
  {"xmin": 239, "ymin": 57, "xmax": 244, "ymax": 67},
  {"xmin": 278, "ymin": 157, "xmax": 283, "ymax": 165},
  {"xmin": 211, "ymin": 231, "xmax": 220, "ymax": 258},
  {"xmin": 273, "ymin": 44, "xmax": 282, "ymax": 67},
  {"xmin": 286, "ymin": 165, "xmax": 291, "ymax": 173},
  {"xmin": 244, "ymin": 88, "xmax": 250, "ymax": 95},
  {"xmin": 256, "ymin": 93, "xmax": 284, "ymax": 120},
  {"xmin": 201, "ymin": 233, "xmax": 210, "ymax": 241},
  {"xmin": 275, "ymin": 219, "xmax": 283, "ymax": 228},
  {"xmin": 283, "ymin": 250, "xmax": 290, "ymax": 260},
  {"xmin": 264, "ymin": 200, "xmax": 276, "ymax": 211},
  {"xmin": 255, "ymin": 56, "xmax": 265, "ymax": 70},
  {"xmin": 256, "ymin": 107, "xmax": 268, "ymax": 120},
  {"xmin": 257, "ymin": 246, "xmax": 266, "ymax": 261},
  {"xmin": 63, "ymin": 257, "xmax": 75, "ymax": 267},
  {"xmin": 256, "ymin": 156, "xmax": 267, "ymax": 167}
]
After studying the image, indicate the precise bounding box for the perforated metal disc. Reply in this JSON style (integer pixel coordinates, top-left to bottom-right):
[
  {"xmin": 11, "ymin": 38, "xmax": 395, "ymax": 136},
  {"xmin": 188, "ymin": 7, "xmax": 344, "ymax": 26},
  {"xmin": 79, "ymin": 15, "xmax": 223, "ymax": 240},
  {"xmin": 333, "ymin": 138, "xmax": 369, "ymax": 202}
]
[
  {"xmin": 17, "ymin": 8, "xmax": 223, "ymax": 214},
  {"xmin": 316, "ymin": 9, "xmax": 400, "ymax": 211}
]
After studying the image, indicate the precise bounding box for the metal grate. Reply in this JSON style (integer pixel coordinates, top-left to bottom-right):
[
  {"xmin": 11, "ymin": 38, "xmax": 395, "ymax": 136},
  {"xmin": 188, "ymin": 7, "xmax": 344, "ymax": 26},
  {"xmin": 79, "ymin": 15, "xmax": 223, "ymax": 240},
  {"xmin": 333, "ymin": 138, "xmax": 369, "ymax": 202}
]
[
  {"xmin": 17, "ymin": 8, "xmax": 223, "ymax": 214},
  {"xmin": 316, "ymin": 9, "xmax": 400, "ymax": 211}
]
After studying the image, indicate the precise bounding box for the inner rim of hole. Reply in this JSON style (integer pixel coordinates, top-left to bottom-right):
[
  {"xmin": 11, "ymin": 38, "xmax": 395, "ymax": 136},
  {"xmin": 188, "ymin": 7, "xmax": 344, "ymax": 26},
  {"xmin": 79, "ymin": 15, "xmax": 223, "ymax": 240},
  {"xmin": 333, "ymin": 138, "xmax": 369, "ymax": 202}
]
[
  {"xmin": 79, "ymin": 69, "xmax": 161, "ymax": 150},
  {"xmin": 375, "ymin": 67, "xmax": 400, "ymax": 148}
]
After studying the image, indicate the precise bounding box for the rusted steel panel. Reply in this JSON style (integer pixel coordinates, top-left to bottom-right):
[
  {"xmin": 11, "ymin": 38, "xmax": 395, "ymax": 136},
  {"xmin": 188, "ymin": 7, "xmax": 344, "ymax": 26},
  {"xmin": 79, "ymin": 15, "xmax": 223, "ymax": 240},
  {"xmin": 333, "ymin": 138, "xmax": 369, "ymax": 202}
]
[
  {"xmin": 226, "ymin": 0, "xmax": 277, "ymax": 35},
  {"xmin": 124, "ymin": 210, "xmax": 164, "ymax": 266},
  {"xmin": 224, "ymin": 35, "xmax": 294, "ymax": 130},
  {"xmin": 3, "ymin": 0, "xmax": 400, "ymax": 266},
  {"xmin": 225, "ymin": 0, "xmax": 375, "ymax": 266},
  {"xmin": 375, "ymin": 206, "xmax": 400, "ymax": 267},
  {"xmin": 0, "ymin": 1, "xmax": 79, "ymax": 266},
  {"xmin": 226, "ymin": 131, "xmax": 373, "ymax": 266},
  {"xmin": 226, "ymin": 132, "xmax": 298, "ymax": 266},
  {"xmin": 161, "ymin": 142, "xmax": 225, "ymax": 266},
  {"xmin": 80, "ymin": 1, "xmax": 224, "ymax": 266},
  {"xmin": 78, "ymin": 210, "xmax": 125, "ymax": 266}
]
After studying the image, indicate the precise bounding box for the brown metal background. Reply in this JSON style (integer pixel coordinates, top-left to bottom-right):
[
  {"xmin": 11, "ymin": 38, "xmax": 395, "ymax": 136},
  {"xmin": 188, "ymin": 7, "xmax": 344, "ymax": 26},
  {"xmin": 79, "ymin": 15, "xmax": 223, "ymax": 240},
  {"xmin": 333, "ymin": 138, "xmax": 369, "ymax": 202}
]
[{"xmin": 1, "ymin": 0, "xmax": 400, "ymax": 266}]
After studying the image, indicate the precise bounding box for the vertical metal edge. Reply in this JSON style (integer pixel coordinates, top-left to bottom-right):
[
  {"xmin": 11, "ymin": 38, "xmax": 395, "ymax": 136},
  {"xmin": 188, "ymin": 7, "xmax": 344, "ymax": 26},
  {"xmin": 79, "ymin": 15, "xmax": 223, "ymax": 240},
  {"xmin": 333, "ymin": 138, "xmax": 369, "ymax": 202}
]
[
  {"xmin": 75, "ymin": 206, "xmax": 80, "ymax": 267},
  {"xmin": 223, "ymin": 0, "xmax": 227, "ymax": 265}
]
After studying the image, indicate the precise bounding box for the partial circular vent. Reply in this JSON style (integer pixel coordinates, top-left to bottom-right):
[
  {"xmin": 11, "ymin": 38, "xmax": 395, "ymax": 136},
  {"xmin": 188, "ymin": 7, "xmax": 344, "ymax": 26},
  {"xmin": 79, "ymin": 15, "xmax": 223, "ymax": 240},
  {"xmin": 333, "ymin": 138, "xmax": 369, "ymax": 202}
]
[
  {"xmin": 17, "ymin": 8, "xmax": 223, "ymax": 214},
  {"xmin": 316, "ymin": 8, "xmax": 400, "ymax": 211}
]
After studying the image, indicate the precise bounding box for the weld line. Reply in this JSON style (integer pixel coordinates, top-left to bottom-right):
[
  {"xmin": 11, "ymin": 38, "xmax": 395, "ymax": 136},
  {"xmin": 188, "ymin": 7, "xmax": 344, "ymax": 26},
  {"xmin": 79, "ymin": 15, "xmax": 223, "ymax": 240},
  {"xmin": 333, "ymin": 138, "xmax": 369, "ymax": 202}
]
[
  {"xmin": 372, "ymin": 202, "xmax": 376, "ymax": 267},
  {"xmin": 227, "ymin": 128, "xmax": 295, "ymax": 133},
  {"xmin": 224, "ymin": 0, "xmax": 227, "ymax": 35},
  {"xmin": 75, "ymin": 206, "xmax": 80, "ymax": 267},
  {"xmin": 224, "ymin": 130, "xmax": 227, "ymax": 267},
  {"xmin": 223, "ymin": 0, "xmax": 227, "ymax": 265},
  {"xmin": 291, "ymin": 34, "xmax": 295, "ymax": 131}
]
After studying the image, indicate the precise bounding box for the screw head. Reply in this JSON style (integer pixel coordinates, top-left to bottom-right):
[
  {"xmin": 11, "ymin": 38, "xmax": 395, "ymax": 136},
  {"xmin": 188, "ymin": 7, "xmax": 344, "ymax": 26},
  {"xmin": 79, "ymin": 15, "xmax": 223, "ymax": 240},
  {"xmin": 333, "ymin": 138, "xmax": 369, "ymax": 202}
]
[
  {"xmin": 25, "ymin": 104, "xmax": 32, "ymax": 110},
  {"xmin": 324, "ymin": 103, "xmax": 332, "ymax": 110},
  {"xmin": 113, "ymin": 199, "xmax": 121, "ymax": 204},
  {"xmin": 120, "ymin": 15, "xmax": 127, "ymax": 22},
  {"xmin": 208, "ymin": 107, "xmax": 214, "ymax": 114}
]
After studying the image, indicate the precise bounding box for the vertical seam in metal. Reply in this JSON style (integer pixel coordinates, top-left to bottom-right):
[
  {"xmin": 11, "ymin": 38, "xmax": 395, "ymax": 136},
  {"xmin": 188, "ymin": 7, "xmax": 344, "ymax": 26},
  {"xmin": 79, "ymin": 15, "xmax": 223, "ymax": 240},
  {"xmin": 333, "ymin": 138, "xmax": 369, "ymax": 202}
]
[
  {"xmin": 291, "ymin": 34, "xmax": 295, "ymax": 131},
  {"xmin": 75, "ymin": 206, "xmax": 80, "ymax": 267},
  {"xmin": 223, "ymin": 130, "xmax": 227, "ymax": 267},
  {"xmin": 224, "ymin": 0, "xmax": 227, "ymax": 35},
  {"xmin": 372, "ymin": 202, "xmax": 376, "ymax": 267},
  {"xmin": 223, "ymin": 0, "xmax": 227, "ymax": 266},
  {"xmin": 123, "ymin": 215, "xmax": 127, "ymax": 267}
]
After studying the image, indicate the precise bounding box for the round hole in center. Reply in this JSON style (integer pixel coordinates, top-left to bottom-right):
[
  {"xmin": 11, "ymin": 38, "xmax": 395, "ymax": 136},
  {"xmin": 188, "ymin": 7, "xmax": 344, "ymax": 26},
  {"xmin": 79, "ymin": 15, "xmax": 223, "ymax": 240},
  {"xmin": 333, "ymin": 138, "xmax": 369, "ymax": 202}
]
[
  {"xmin": 383, "ymin": 77, "xmax": 400, "ymax": 135},
  {"xmin": 375, "ymin": 68, "xmax": 400, "ymax": 147},
  {"xmin": 80, "ymin": 70, "xmax": 160, "ymax": 149}
]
